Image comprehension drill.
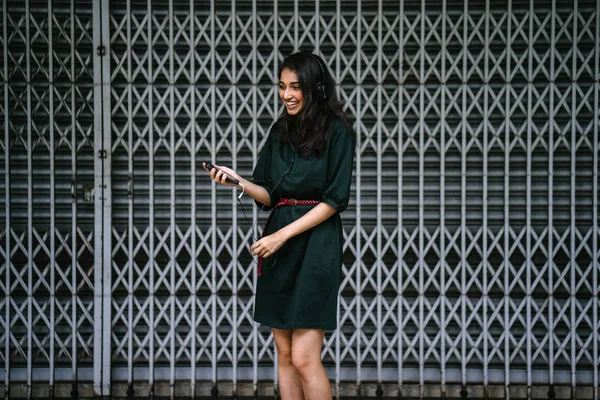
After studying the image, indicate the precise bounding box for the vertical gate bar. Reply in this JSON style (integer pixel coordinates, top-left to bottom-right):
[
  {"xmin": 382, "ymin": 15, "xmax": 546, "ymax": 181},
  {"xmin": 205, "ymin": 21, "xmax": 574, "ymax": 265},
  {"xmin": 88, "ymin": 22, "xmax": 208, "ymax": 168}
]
[
  {"xmin": 294, "ymin": 0, "xmax": 298, "ymax": 52},
  {"xmin": 376, "ymin": 0, "xmax": 382, "ymax": 392},
  {"xmin": 356, "ymin": 0, "xmax": 362, "ymax": 395},
  {"xmin": 94, "ymin": 0, "xmax": 103, "ymax": 392},
  {"xmin": 210, "ymin": 0, "xmax": 217, "ymax": 393},
  {"xmin": 127, "ymin": 0, "xmax": 133, "ymax": 393},
  {"xmin": 101, "ymin": 0, "xmax": 112, "ymax": 395},
  {"xmin": 48, "ymin": 0, "xmax": 56, "ymax": 396},
  {"xmin": 504, "ymin": 2, "xmax": 512, "ymax": 397},
  {"xmin": 231, "ymin": 0, "xmax": 238, "ymax": 395},
  {"xmin": 570, "ymin": 1, "xmax": 578, "ymax": 397},
  {"xmin": 272, "ymin": 0, "xmax": 279, "ymax": 391},
  {"xmin": 273, "ymin": 0, "xmax": 279, "ymax": 119},
  {"xmin": 315, "ymin": 0, "xmax": 319, "ymax": 54},
  {"xmin": 25, "ymin": 0, "xmax": 33, "ymax": 396},
  {"xmin": 251, "ymin": 0, "xmax": 257, "ymax": 393},
  {"xmin": 2, "ymin": 0, "xmax": 9, "ymax": 395},
  {"xmin": 147, "ymin": 0, "xmax": 155, "ymax": 395},
  {"xmin": 440, "ymin": 0, "xmax": 447, "ymax": 395},
  {"xmin": 593, "ymin": 2, "xmax": 599, "ymax": 398},
  {"xmin": 461, "ymin": 0, "xmax": 467, "ymax": 391},
  {"xmin": 594, "ymin": 3, "xmax": 600, "ymax": 399},
  {"xmin": 190, "ymin": 0, "xmax": 197, "ymax": 396},
  {"xmin": 549, "ymin": 0, "xmax": 556, "ymax": 391},
  {"xmin": 398, "ymin": 0, "xmax": 404, "ymax": 395},
  {"xmin": 70, "ymin": 0, "xmax": 77, "ymax": 389},
  {"xmin": 101, "ymin": 0, "xmax": 112, "ymax": 397},
  {"xmin": 418, "ymin": 0, "xmax": 425, "ymax": 395},
  {"xmin": 335, "ymin": 0, "xmax": 341, "ymax": 396},
  {"xmin": 526, "ymin": 0, "xmax": 533, "ymax": 397},
  {"xmin": 94, "ymin": 0, "xmax": 102, "ymax": 392},
  {"xmin": 483, "ymin": 0, "xmax": 490, "ymax": 394},
  {"xmin": 169, "ymin": 0, "xmax": 176, "ymax": 397}
]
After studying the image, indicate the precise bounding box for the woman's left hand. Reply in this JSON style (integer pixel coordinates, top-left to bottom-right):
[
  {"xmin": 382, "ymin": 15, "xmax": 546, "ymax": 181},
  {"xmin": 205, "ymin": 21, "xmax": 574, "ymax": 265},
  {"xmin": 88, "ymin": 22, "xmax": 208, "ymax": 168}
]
[{"xmin": 251, "ymin": 231, "xmax": 288, "ymax": 258}]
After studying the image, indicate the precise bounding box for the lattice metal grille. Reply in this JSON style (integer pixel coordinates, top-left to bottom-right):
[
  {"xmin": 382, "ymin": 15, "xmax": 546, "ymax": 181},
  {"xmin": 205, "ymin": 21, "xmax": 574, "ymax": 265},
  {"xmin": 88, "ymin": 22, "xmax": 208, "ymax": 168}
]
[
  {"xmin": 1, "ymin": 0, "xmax": 599, "ymax": 399},
  {"xmin": 0, "ymin": 0, "xmax": 97, "ymax": 396}
]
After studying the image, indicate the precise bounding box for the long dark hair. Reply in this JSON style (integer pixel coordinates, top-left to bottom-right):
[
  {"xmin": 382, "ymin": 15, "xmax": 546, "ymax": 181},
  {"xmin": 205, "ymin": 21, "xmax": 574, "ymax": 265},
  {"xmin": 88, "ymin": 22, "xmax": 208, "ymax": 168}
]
[{"xmin": 275, "ymin": 52, "xmax": 354, "ymax": 157}]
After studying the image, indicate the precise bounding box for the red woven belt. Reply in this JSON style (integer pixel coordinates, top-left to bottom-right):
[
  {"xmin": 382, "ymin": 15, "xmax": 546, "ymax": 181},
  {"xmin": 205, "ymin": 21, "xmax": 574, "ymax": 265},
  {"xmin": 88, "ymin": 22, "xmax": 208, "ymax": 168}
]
[{"xmin": 257, "ymin": 198, "xmax": 320, "ymax": 276}]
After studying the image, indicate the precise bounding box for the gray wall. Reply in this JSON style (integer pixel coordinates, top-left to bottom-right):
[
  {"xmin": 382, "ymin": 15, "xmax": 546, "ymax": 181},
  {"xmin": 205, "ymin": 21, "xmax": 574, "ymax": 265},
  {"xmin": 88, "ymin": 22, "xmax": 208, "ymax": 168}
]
[{"xmin": 1, "ymin": 0, "xmax": 599, "ymax": 398}]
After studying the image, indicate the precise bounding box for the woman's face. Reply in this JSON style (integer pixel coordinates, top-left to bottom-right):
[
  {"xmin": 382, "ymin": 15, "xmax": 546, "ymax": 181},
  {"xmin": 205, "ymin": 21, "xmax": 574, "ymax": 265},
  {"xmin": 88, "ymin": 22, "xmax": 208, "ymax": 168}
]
[{"xmin": 279, "ymin": 67, "xmax": 305, "ymax": 116}]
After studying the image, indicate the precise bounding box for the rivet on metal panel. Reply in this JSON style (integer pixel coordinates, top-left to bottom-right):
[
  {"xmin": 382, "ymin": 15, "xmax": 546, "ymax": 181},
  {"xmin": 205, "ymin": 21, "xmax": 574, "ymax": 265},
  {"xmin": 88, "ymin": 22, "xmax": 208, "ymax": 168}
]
[{"xmin": 96, "ymin": 45, "xmax": 105, "ymax": 56}]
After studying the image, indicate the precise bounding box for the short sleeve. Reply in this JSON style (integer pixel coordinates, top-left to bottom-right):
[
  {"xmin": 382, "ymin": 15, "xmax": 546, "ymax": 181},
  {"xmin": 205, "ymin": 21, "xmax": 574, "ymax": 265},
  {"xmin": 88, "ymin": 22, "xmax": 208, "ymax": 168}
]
[
  {"xmin": 321, "ymin": 121, "xmax": 356, "ymax": 213},
  {"xmin": 251, "ymin": 130, "xmax": 280, "ymax": 211}
]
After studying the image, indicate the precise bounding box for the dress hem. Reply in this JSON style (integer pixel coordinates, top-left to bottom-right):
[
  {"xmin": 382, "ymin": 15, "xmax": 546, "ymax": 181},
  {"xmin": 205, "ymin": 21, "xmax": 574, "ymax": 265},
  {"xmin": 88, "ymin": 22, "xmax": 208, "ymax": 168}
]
[{"xmin": 254, "ymin": 318, "xmax": 336, "ymax": 331}]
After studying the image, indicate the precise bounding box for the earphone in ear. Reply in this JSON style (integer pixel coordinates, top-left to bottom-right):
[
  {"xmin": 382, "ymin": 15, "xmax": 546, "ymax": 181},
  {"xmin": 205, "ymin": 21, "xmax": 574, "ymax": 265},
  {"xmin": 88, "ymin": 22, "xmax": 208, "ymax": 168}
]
[{"xmin": 311, "ymin": 54, "xmax": 327, "ymax": 99}]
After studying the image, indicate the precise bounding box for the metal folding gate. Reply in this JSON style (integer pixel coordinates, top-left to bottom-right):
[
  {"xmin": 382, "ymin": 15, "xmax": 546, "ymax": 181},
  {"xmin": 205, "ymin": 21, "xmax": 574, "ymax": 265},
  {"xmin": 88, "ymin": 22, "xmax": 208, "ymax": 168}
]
[{"xmin": 1, "ymin": 0, "xmax": 599, "ymax": 399}]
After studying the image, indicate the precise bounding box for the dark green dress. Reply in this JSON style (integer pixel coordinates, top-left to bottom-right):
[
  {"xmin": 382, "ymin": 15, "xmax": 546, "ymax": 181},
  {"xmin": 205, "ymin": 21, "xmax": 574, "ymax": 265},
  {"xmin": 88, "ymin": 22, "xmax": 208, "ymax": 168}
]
[{"xmin": 252, "ymin": 118, "xmax": 355, "ymax": 330}]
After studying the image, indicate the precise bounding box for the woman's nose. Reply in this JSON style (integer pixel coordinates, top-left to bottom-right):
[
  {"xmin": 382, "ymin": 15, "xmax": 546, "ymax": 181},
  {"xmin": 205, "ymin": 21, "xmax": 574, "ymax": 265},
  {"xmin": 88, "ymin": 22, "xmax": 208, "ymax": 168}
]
[{"xmin": 282, "ymin": 88, "xmax": 292, "ymax": 99}]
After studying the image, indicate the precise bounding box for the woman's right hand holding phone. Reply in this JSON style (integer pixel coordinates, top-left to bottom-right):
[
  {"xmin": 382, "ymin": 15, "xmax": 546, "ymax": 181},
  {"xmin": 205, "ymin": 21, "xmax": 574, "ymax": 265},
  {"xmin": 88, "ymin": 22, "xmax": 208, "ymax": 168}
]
[
  {"xmin": 203, "ymin": 162, "xmax": 272, "ymax": 207},
  {"xmin": 203, "ymin": 162, "xmax": 243, "ymax": 187}
]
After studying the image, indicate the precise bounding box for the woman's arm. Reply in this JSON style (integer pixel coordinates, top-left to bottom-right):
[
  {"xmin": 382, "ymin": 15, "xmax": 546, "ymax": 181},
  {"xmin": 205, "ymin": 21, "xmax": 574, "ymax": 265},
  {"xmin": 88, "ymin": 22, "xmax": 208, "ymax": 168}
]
[
  {"xmin": 237, "ymin": 177, "xmax": 271, "ymax": 207},
  {"xmin": 250, "ymin": 202, "xmax": 336, "ymax": 258},
  {"xmin": 278, "ymin": 202, "xmax": 336, "ymax": 240}
]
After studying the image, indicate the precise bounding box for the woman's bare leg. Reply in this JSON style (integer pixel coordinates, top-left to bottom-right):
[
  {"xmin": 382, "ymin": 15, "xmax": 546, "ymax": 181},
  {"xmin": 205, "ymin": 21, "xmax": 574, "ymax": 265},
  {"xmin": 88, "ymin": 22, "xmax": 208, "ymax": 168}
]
[
  {"xmin": 291, "ymin": 329, "xmax": 331, "ymax": 400},
  {"xmin": 272, "ymin": 328, "xmax": 304, "ymax": 400}
]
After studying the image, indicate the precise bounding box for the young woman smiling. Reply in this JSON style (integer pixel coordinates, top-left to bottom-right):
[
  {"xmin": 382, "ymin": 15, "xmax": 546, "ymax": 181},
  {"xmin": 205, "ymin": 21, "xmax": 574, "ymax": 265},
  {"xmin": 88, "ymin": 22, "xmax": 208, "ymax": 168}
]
[{"xmin": 204, "ymin": 52, "xmax": 355, "ymax": 400}]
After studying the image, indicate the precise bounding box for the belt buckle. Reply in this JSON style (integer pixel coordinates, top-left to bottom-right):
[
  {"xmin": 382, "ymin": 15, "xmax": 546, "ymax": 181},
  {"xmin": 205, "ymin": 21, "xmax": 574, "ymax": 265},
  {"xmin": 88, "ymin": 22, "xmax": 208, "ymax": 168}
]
[{"xmin": 290, "ymin": 199, "xmax": 297, "ymax": 206}]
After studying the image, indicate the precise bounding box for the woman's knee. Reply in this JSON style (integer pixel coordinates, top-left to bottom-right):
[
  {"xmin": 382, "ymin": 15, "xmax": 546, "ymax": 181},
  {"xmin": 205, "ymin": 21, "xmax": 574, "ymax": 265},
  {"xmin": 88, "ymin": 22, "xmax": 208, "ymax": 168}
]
[
  {"xmin": 290, "ymin": 350, "xmax": 317, "ymax": 372},
  {"xmin": 276, "ymin": 344, "xmax": 293, "ymax": 366},
  {"xmin": 289, "ymin": 329, "xmax": 324, "ymax": 373},
  {"xmin": 273, "ymin": 328, "xmax": 294, "ymax": 366}
]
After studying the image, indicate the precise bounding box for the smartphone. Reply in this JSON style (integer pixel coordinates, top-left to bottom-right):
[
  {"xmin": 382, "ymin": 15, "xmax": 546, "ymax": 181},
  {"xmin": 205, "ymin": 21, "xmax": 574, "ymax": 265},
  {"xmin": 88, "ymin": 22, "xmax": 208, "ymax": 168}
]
[{"xmin": 204, "ymin": 162, "xmax": 240, "ymax": 185}]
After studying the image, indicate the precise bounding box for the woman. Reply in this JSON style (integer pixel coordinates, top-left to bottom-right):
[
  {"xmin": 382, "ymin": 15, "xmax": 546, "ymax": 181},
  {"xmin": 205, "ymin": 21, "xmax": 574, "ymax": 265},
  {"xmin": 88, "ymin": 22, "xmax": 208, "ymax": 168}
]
[{"xmin": 204, "ymin": 52, "xmax": 355, "ymax": 400}]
